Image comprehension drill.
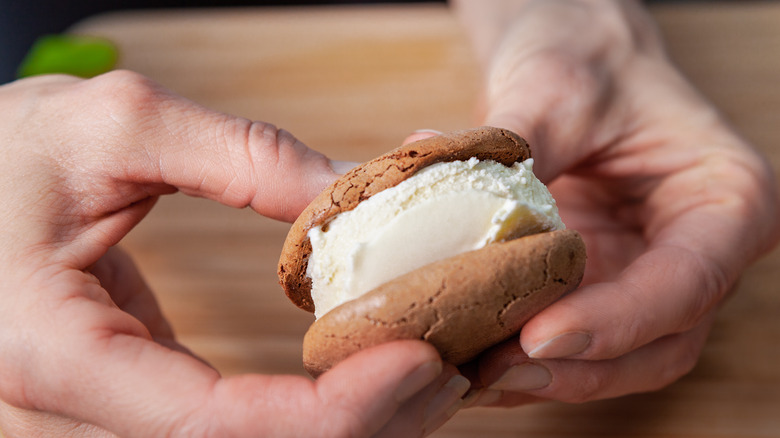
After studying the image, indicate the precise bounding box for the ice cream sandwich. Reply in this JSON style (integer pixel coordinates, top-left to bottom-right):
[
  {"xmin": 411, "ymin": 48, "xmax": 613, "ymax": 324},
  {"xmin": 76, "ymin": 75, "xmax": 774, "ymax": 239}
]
[{"xmin": 278, "ymin": 126, "xmax": 586, "ymax": 376}]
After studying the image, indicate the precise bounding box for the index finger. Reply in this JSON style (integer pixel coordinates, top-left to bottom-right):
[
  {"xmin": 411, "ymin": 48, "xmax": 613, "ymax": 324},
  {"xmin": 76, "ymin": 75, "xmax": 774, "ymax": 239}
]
[
  {"xmin": 522, "ymin": 149, "xmax": 779, "ymax": 361},
  {"xmin": 33, "ymin": 70, "xmax": 341, "ymax": 223}
]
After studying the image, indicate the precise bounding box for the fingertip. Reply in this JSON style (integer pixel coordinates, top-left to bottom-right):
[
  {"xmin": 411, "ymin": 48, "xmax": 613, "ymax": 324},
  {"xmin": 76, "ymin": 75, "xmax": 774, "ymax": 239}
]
[
  {"xmin": 402, "ymin": 129, "xmax": 442, "ymax": 145},
  {"xmin": 329, "ymin": 160, "xmax": 360, "ymax": 175},
  {"xmin": 421, "ymin": 373, "xmax": 470, "ymax": 434},
  {"xmin": 463, "ymin": 389, "xmax": 542, "ymax": 408},
  {"xmin": 518, "ymin": 293, "xmax": 593, "ymax": 359},
  {"xmin": 317, "ymin": 340, "xmax": 443, "ymax": 402},
  {"xmin": 314, "ymin": 341, "xmax": 443, "ymax": 436},
  {"xmin": 394, "ymin": 360, "xmax": 444, "ymax": 403}
]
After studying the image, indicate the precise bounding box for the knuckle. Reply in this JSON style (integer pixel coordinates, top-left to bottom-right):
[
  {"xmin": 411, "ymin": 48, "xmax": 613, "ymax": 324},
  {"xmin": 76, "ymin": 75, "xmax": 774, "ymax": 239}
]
[
  {"xmin": 689, "ymin": 257, "xmax": 730, "ymax": 322},
  {"xmin": 247, "ymin": 122, "xmax": 302, "ymax": 168},
  {"xmin": 92, "ymin": 69, "xmax": 155, "ymax": 92},
  {"xmin": 667, "ymin": 249, "xmax": 728, "ymax": 337},
  {"xmin": 589, "ymin": 284, "xmax": 648, "ymax": 361},
  {"xmin": 314, "ymin": 385, "xmax": 371, "ymax": 438},
  {"xmin": 560, "ymin": 365, "xmax": 617, "ymax": 404},
  {"xmin": 246, "ymin": 121, "xmax": 281, "ymax": 167},
  {"xmin": 0, "ymin": 340, "xmax": 36, "ymax": 412},
  {"xmin": 318, "ymin": 402, "xmax": 370, "ymax": 438},
  {"xmin": 614, "ymin": 310, "xmax": 646, "ymax": 358},
  {"xmin": 64, "ymin": 70, "xmax": 169, "ymax": 170},
  {"xmin": 652, "ymin": 334, "xmax": 704, "ymax": 391},
  {"xmin": 675, "ymin": 343, "xmax": 702, "ymax": 379},
  {"xmin": 88, "ymin": 70, "xmax": 163, "ymax": 120}
]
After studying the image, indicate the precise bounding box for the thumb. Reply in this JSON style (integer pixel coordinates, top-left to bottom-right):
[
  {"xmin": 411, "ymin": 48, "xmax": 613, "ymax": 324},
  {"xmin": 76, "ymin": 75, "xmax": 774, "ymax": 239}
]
[
  {"xmin": 197, "ymin": 341, "xmax": 447, "ymax": 437},
  {"xmin": 66, "ymin": 70, "xmax": 347, "ymax": 222}
]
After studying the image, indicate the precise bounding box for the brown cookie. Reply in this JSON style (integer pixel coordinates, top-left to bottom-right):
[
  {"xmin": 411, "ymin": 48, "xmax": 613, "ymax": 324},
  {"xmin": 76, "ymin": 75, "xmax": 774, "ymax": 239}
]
[
  {"xmin": 302, "ymin": 229, "xmax": 586, "ymax": 377},
  {"xmin": 278, "ymin": 126, "xmax": 531, "ymax": 312}
]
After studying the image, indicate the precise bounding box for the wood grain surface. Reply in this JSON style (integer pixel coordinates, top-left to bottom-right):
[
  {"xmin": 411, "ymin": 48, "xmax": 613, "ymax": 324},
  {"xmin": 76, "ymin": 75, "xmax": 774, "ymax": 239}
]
[{"xmin": 72, "ymin": 3, "xmax": 780, "ymax": 437}]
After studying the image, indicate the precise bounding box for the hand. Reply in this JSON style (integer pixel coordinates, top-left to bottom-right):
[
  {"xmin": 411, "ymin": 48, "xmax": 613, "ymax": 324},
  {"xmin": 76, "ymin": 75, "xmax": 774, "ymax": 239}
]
[
  {"xmin": 453, "ymin": 0, "xmax": 780, "ymax": 405},
  {"xmin": 0, "ymin": 71, "xmax": 469, "ymax": 437}
]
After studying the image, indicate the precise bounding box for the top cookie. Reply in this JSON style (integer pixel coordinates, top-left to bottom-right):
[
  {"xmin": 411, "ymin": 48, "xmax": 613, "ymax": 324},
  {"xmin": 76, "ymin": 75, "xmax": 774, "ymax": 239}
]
[{"xmin": 277, "ymin": 126, "xmax": 531, "ymax": 312}]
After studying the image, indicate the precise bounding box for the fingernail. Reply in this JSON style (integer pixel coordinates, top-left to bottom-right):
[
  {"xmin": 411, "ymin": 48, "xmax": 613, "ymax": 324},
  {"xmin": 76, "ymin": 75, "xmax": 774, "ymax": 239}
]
[
  {"xmin": 422, "ymin": 375, "xmax": 471, "ymax": 432},
  {"xmin": 489, "ymin": 363, "xmax": 552, "ymax": 392},
  {"xmin": 528, "ymin": 332, "xmax": 591, "ymax": 359},
  {"xmin": 330, "ymin": 160, "xmax": 359, "ymax": 175},
  {"xmin": 403, "ymin": 129, "xmax": 443, "ymax": 146},
  {"xmin": 395, "ymin": 361, "xmax": 443, "ymax": 403},
  {"xmin": 413, "ymin": 129, "xmax": 443, "ymax": 135},
  {"xmin": 462, "ymin": 388, "xmax": 502, "ymax": 408}
]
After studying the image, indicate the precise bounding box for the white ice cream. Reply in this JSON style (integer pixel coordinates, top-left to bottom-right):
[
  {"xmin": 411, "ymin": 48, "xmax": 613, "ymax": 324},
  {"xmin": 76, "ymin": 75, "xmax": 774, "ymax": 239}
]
[{"xmin": 306, "ymin": 157, "xmax": 564, "ymax": 319}]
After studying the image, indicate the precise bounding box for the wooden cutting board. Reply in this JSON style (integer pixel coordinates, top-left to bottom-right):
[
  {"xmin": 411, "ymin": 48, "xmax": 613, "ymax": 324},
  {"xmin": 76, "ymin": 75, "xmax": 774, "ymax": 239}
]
[{"xmin": 72, "ymin": 3, "xmax": 780, "ymax": 437}]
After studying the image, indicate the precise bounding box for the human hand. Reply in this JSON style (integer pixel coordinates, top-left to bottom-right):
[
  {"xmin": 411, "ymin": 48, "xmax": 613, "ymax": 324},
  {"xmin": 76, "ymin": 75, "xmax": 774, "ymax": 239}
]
[
  {"xmin": 452, "ymin": 0, "xmax": 780, "ymax": 405},
  {"xmin": 0, "ymin": 71, "xmax": 469, "ymax": 437}
]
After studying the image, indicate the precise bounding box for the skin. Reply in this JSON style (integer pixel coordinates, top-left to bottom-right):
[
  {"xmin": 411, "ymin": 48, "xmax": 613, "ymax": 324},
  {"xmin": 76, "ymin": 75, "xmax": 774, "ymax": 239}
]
[
  {"xmin": 1, "ymin": 1, "xmax": 778, "ymax": 435},
  {"xmin": 0, "ymin": 72, "xmax": 467, "ymax": 437},
  {"xmin": 450, "ymin": 0, "xmax": 780, "ymax": 405}
]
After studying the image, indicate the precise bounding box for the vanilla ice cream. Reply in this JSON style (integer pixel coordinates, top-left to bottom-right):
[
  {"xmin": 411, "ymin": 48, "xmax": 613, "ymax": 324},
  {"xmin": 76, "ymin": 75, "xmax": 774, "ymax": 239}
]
[{"xmin": 306, "ymin": 157, "xmax": 564, "ymax": 319}]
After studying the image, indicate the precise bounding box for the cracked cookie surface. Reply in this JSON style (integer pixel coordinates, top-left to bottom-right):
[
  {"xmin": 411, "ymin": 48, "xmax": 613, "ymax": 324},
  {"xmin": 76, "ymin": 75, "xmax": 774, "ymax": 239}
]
[
  {"xmin": 302, "ymin": 229, "xmax": 585, "ymax": 377},
  {"xmin": 275, "ymin": 126, "xmax": 586, "ymax": 377},
  {"xmin": 278, "ymin": 126, "xmax": 530, "ymax": 312}
]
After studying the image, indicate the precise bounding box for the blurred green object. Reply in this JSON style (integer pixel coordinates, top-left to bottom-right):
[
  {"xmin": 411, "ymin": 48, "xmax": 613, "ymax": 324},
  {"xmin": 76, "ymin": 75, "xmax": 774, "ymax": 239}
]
[{"xmin": 17, "ymin": 34, "xmax": 118, "ymax": 79}]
